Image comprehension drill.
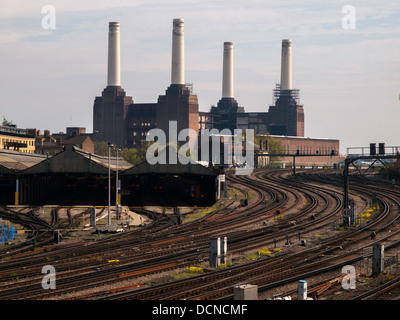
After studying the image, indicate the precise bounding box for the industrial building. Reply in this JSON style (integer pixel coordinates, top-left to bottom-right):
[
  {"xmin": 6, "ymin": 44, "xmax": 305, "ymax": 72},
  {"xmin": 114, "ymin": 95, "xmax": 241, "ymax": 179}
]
[
  {"xmin": 269, "ymin": 135, "xmax": 339, "ymax": 167},
  {"xmin": 93, "ymin": 20, "xmax": 198, "ymax": 150},
  {"xmin": 92, "ymin": 20, "xmax": 338, "ymax": 167},
  {"xmin": 0, "ymin": 19, "xmax": 341, "ymax": 209},
  {"xmin": 202, "ymin": 40, "xmax": 304, "ymax": 137}
]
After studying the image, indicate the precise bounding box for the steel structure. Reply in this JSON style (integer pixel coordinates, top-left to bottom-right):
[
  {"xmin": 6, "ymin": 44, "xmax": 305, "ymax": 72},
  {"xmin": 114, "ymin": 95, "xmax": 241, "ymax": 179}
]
[
  {"xmin": 255, "ymin": 151, "xmax": 338, "ymax": 175},
  {"xmin": 343, "ymin": 154, "xmax": 400, "ymax": 209}
]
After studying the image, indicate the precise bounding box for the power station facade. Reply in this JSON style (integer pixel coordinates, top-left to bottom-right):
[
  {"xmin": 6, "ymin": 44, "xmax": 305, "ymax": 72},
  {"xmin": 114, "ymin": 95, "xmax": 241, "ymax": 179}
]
[
  {"xmin": 0, "ymin": 19, "xmax": 339, "ymax": 207},
  {"xmin": 93, "ymin": 20, "xmax": 198, "ymax": 149},
  {"xmin": 93, "ymin": 20, "xmax": 337, "ymax": 163}
]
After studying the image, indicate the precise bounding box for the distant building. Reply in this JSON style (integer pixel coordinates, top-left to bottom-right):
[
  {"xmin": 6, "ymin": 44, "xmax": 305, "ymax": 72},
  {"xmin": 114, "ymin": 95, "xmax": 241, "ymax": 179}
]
[
  {"xmin": 92, "ymin": 21, "xmax": 339, "ymax": 167},
  {"xmin": 33, "ymin": 129, "xmax": 63, "ymax": 155},
  {"xmin": 93, "ymin": 20, "xmax": 198, "ymax": 149},
  {"xmin": 270, "ymin": 135, "xmax": 339, "ymax": 167},
  {"xmin": 0, "ymin": 124, "xmax": 35, "ymax": 153},
  {"xmin": 35, "ymin": 127, "xmax": 94, "ymax": 155}
]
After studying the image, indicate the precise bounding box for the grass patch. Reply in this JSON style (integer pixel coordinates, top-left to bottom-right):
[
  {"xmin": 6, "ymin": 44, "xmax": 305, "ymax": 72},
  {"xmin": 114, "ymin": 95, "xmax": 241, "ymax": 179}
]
[
  {"xmin": 244, "ymin": 252, "xmax": 259, "ymax": 260},
  {"xmin": 171, "ymin": 265, "xmax": 206, "ymax": 280},
  {"xmin": 258, "ymin": 247, "xmax": 271, "ymax": 256},
  {"xmin": 359, "ymin": 205, "xmax": 380, "ymax": 222},
  {"xmin": 244, "ymin": 247, "xmax": 281, "ymax": 261}
]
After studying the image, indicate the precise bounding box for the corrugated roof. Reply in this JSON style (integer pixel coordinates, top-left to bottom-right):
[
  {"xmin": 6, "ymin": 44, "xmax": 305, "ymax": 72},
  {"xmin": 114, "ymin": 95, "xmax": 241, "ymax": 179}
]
[
  {"xmin": 0, "ymin": 149, "xmax": 46, "ymax": 173},
  {"xmin": 0, "ymin": 146, "xmax": 133, "ymax": 175},
  {"xmin": 21, "ymin": 146, "xmax": 133, "ymax": 175},
  {"xmin": 123, "ymin": 161, "xmax": 218, "ymax": 176},
  {"xmin": 73, "ymin": 146, "xmax": 133, "ymax": 171},
  {"xmin": 123, "ymin": 148, "xmax": 217, "ymax": 176}
]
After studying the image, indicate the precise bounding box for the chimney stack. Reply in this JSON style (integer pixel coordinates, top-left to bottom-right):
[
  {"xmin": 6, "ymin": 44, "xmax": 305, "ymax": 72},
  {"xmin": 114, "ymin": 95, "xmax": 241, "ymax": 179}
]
[
  {"xmin": 222, "ymin": 42, "xmax": 234, "ymax": 98},
  {"xmin": 280, "ymin": 39, "xmax": 292, "ymax": 90},
  {"xmin": 171, "ymin": 18, "xmax": 185, "ymax": 85},
  {"xmin": 107, "ymin": 22, "xmax": 121, "ymax": 87}
]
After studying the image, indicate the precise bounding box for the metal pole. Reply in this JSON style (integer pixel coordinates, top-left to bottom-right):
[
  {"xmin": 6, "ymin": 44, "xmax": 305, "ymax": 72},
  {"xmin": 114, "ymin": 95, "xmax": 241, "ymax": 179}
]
[
  {"xmin": 116, "ymin": 148, "xmax": 118, "ymax": 209},
  {"xmin": 115, "ymin": 148, "xmax": 121, "ymax": 214},
  {"xmin": 293, "ymin": 155, "xmax": 296, "ymax": 175},
  {"xmin": 108, "ymin": 144, "xmax": 111, "ymax": 225},
  {"xmin": 344, "ymin": 159, "xmax": 350, "ymax": 209},
  {"xmin": 108, "ymin": 142, "xmax": 114, "ymax": 225}
]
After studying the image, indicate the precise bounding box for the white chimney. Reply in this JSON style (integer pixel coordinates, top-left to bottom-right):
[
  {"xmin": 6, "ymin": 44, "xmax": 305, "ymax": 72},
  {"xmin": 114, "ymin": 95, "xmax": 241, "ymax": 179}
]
[
  {"xmin": 280, "ymin": 39, "xmax": 292, "ymax": 90},
  {"xmin": 171, "ymin": 18, "xmax": 185, "ymax": 85},
  {"xmin": 222, "ymin": 42, "xmax": 234, "ymax": 98},
  {"xmin": 107, "ymin": 22, "xmax": 121, "ymax": 86}
]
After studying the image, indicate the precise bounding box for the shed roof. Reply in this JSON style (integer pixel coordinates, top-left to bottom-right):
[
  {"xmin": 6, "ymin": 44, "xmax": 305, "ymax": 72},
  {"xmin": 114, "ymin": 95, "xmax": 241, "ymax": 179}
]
[
  {"xmin": 21, "ymin": 146, "xmax": 132, "ymax": 175},
  {"xmin": 0, "ymin": 149, "xmax": 46, "ymax": 173},
  {"xmin": 122, "ymin": 148, "xmax": 217, "ymax": 176},
  {"xmin": 122, "ymin": 161, "xmax": 217, "ymax": 176}
]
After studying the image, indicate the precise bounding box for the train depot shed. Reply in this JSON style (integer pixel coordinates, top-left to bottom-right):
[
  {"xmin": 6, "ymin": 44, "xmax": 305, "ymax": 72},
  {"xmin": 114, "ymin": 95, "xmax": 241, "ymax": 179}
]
[
  {"xmin": 0, "ymin": 146, "xmax": 133, "ymax": 205},
  {"xmin": 0, "ymin": 149, "xmax": 47, "ymax": 204},
  {"xmin": 121, "ymin": 157, "xmax": 219, "ymax": 207},
  {"xmin": 0, "ymin": 146, "xmax": 219, "ymax": 207}
]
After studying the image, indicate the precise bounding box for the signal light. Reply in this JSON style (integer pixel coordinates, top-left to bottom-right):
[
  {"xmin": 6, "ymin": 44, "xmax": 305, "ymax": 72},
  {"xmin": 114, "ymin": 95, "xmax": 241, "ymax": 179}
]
[
  {"xmin": 370, "ymin": 143, "xmax": 376, "ymax": 156},
  {"xmin": 378, "ymin": 143, "xmax": 385, "ymax": 155}
]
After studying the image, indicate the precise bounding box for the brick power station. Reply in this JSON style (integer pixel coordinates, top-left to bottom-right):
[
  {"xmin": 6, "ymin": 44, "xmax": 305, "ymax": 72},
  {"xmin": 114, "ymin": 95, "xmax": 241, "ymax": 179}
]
[{"xmin": 93, "ymin": 20, "xmax": 338, "ymax": 166}]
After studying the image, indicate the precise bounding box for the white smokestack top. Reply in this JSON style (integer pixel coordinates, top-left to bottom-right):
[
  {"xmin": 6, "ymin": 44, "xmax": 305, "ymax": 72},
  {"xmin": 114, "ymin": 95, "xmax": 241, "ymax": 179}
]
[
  {"xmin": 280, "ymin": 39, "xmax": 292, "ymax": 90},
  {"xmin": 107, "ymin": 22, "xmax": 121, "ymax": 86},
  {"xmin": 171, "ymin": 18, "xmax": 185, "ymax": 85},
  {"xmin": 222, "ymin": 42, "xmax": 234, "ymax": 98}
]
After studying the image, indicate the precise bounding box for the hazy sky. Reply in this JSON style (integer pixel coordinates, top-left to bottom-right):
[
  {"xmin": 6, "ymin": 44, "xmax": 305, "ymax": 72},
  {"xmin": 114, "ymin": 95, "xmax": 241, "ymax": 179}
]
[{"xmin": 1, "ymin": 0, "xmax": 399, "ymax": 154}]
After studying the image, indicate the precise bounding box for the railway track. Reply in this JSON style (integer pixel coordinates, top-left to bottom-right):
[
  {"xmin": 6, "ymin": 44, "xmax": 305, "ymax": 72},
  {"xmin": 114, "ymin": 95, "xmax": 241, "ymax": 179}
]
[
  {"xmin": 1, "ymin": 168, "xmax": 399, "ymax": 300},
  {"xmin": 99, "ymin": 170, "xmax": 400, "ymax": 300}
]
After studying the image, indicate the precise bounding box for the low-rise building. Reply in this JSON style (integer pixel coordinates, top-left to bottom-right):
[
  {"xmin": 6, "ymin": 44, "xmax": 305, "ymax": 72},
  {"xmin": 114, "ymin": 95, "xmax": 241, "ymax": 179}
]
[{"xmin": 0, "ymin": 124, "xmax": 35, "ymax": 153}]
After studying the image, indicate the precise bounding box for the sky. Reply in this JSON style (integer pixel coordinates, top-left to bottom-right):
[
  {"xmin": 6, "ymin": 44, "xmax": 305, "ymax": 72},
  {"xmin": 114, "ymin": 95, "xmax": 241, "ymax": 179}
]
[{"xmin": 1, "ymin": 0, "xmax": 399, "ymax": 154}]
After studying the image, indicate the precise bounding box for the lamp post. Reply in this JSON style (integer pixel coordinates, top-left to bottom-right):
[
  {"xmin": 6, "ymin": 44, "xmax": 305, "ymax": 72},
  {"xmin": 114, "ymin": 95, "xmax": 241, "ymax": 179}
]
[
  {"xmin": 108, "ymin": 142, "xmax": 114, "ymax": 225},
  {"xmin": 114, "ymin": 147, "xmax": 121, "ymax": 217}
]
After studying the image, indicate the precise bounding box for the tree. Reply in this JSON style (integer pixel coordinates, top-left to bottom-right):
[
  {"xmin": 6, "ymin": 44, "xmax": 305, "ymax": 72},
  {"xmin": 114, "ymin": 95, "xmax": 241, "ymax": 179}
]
[
  {"xmin": 94, "ymin": 141, "xmax": 153, "ymax": 166},
  {"xmin": 254, "ymin": 132, "xmax": 285, "ymax": 163},
  {"xmin": 94, "ymin": 141, "xmax": 109, "ymax": 156},
  {"xmin": 2, "ymin": 117, "xmax": 14, "ymax": 126},
  {"xmin": 119, "ymin": 148, "xmax": 144, "ymax": 165}
]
